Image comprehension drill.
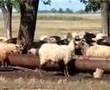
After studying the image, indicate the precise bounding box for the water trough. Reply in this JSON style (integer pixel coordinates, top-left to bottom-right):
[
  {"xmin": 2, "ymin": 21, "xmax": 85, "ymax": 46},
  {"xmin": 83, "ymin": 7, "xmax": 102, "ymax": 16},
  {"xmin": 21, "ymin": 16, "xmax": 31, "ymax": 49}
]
[{"xmin": 7, "ymin": 54, "xmax": 110, "ymax": 73}]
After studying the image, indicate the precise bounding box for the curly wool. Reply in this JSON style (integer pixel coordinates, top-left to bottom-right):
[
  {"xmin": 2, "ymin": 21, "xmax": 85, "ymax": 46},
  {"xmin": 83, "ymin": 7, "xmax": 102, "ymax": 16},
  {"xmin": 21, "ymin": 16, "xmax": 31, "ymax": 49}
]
[
  {"xmin": 0, "ymin": 43, "xmax": 20, "ymax": 63},
  {"xmin": 39, "ymin": 39, "xmax": 75, "ymax": 65},
  {"xmin": 85, "ymin": 45, "xmax": 110, "ymax": 57}
]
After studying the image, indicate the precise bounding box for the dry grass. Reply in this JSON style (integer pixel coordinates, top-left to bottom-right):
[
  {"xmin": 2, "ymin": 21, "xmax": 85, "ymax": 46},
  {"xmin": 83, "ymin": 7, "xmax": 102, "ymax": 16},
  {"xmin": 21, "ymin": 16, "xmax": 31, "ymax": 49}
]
[
  {"xmin": 36, "ymin": 13, "xmax": 102, "ymax": 39},
  {"xmin": 0, "ymin": 13, "xmax": 102, "ymax": 39},
  {"xmin": 0, "ymin": 76, "xmax": 110, "ymax": 90}
]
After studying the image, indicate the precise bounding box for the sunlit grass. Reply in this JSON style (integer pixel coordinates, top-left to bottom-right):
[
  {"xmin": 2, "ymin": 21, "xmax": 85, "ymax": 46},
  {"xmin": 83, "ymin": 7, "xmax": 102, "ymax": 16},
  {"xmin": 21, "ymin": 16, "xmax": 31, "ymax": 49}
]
[{"xmin": 0, "ymin": 13, "xmax": 102, "ymax": 39}]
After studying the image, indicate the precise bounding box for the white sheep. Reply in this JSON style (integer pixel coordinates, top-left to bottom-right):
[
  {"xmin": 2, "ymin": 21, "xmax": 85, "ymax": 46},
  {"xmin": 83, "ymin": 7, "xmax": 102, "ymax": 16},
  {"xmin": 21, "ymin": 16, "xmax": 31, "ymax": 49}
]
[
  {"xmin": 39, "ymin": 38, "xmax": 75, "ymax": 76},
  {"xmin": 85, "ymin": 44, "xmax": 110, "ymax": 57},
  {"xmin": 95, "ymin": 33, "xmax": 106, "ymax": 40}
]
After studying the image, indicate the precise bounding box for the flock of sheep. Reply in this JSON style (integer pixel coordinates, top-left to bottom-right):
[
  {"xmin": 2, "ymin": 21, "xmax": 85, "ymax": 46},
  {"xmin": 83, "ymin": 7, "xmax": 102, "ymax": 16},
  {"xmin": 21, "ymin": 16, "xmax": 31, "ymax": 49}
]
[{"xmin": 0, "ymin": 31, "xmax": 110, "ymax": 78}]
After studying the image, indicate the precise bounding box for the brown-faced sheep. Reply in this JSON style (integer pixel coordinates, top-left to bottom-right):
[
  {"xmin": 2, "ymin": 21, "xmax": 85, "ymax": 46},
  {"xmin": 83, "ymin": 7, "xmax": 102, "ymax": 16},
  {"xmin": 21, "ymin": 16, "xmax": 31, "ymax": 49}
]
[{"xmin": 0, "ymin": 43, "xmax": 21, "ymax": 67}]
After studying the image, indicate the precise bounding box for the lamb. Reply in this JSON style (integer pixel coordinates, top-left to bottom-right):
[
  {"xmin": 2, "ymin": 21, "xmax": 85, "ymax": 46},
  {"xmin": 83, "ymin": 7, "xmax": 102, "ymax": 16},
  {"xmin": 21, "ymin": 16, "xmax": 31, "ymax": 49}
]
[
  {"xmin": 39, "ymin": 38, "xmax": 75, "ymax": 76},
  {"xmin": 0, "ymin": 43, "xmax": 21, "ymax": 67}
]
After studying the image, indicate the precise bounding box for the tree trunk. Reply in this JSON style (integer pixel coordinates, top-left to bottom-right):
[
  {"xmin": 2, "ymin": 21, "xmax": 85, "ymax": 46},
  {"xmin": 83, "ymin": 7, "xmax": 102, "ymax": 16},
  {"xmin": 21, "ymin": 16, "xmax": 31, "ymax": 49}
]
[
  {"xmin": 1, "ymin": 4, "xmax": 12, "ymax": 39},
  {"xmin": 101, "ymin": 0, "xmax": 110, "ymax": 36},
  {"xmin": 108, "ymin": 0, "xmax": 110, "ymax": 36},
  {"xmin": 7, "ymin": 2, "xmax": 12, "ymax": 39},
  {"xmin": 17, "ymin": 0, "xmax": 39, "ymax": 53},
  {"xmin": 101, "ymin": 1, "xmax": 108, "ymax": 36}
]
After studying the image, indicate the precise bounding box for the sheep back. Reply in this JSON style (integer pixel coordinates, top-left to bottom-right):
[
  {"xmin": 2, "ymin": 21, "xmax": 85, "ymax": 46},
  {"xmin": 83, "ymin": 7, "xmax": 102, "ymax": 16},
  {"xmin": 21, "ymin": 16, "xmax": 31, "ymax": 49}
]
[
  {"xmin": 39, "ymin": 43, "xmax": 73, "ymax": 65},
  {"xmin": 85, "ymin": 45, "xmax": 110, "ymax": 57}
]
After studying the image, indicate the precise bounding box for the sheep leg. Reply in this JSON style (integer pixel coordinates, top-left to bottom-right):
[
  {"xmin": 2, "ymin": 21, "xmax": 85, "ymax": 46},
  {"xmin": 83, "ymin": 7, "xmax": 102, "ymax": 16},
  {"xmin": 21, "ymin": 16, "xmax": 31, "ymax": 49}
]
[
  {"xmin": 4, "ymin": 60, "xmax": 8, "ymax": 67},
  {"xmin": 0, "ymin": 62, "xmax": 2, "ymax": 67},
  {"xmin": 1, "ymin": 61, "xmax": 4, "ymax": 67},
  {"xmin": 34, "ymin": 65, "xmax": 43, "ymax": 77},
  {"xmin": 4, "ymin": 59, "xmax": 8, "ymax": 67},
  {"xmin": 64, "ymin": 65, "xmax": 69, "ymax": 77}
]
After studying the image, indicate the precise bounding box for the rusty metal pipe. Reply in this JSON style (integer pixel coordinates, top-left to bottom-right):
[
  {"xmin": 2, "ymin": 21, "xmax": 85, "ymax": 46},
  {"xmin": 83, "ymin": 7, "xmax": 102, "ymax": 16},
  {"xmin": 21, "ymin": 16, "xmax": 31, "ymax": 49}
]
[
  {"xmin": 74, "ymin": 57, "xmax": 110, "ymax": 72},
  {"xmin": 8, "ymin": 54, "xmax": 110, "ymax": 73},
  {"xmin": 8, "ymin": 54, "xmax": 61, "ymax": 71},
  {"xmin": 8, "ymin": 54, "xmax": 40, "ymax": 69}
]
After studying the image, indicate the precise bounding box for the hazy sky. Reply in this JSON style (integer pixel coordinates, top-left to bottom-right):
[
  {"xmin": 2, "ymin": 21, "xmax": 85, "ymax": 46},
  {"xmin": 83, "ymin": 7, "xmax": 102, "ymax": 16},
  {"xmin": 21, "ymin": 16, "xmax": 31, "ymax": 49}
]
[{"xmin": 38, "ymin": 0, "xmax": 85, "ymax": 11}]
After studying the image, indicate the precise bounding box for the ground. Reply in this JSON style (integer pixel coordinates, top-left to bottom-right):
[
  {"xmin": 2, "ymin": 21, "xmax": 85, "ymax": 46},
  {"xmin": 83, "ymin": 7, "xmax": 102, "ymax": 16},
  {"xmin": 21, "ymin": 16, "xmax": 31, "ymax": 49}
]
[
  {"xmin": 0, "ymin": 13, "xmax": 109, "ymax": 90},
  {"xmin": 0, "ymin": 69, "xmax": 110, "ymax": 90}
]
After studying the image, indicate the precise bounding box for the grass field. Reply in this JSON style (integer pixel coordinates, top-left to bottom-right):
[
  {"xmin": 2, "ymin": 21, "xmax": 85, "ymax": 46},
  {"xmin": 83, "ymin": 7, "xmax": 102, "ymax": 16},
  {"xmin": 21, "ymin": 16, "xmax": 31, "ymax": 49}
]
[
  {"xmin": 36, "ymin": 13, "xmax": 102, "ymax": 39},
  {"xmin": 0, "ymin": 13, "xmax": 108, "ymax": 90},
  {"xmin": 0, "ymin": 13, "xmax": 102, "ymax": 39}
]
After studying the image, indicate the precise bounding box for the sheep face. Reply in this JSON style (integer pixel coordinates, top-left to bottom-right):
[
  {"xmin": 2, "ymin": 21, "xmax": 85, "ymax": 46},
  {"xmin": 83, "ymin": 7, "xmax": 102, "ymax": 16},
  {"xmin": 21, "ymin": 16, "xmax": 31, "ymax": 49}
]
[
  {"xmin": 74, "ymin": 39, "xmax": 89, "ymax": 55},
  {"xmin": 74, "ymin": 36, "xmax": 82, "ymax": 49}
]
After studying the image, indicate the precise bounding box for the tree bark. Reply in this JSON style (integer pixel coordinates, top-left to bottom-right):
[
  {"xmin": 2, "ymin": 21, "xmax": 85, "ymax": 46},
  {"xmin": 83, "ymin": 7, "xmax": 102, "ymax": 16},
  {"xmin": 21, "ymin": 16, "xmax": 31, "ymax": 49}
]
[
  {"xmin": 101, "ymin": 0, "xmax": 110, "ymax": 36},
  {"xmin": 1, "ymin": 4, "xmax": 12, "ymax": 39},
  {"xmin": 17, "ymin": 0, "xmax": 39, "ymax": 53},
  {"xmin": 108, "ymin": 0, "xmax": 110, "ymax": 36},
  {"xmin": 101, "ymin": 1, "xmax": 108, "ymax": 36},
  {"xmin": 6, "ymin": 2, "xmax": 12, "ymax": 39}
]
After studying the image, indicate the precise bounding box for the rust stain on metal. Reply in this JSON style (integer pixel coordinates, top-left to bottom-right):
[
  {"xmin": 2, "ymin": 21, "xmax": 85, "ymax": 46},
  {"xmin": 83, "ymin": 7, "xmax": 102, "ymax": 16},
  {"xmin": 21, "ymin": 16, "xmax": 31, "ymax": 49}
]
[
  {"xmin": 74, "ymin": 56, "xmax": 110, "ymax": 72},
  {"xmin": 8, "ymin": 54, "xmax": 110, "ymax": 73},
  {"xmin": 8, "ymin": 54, "xmax": 61, "ymax": 71},
  {"xmin": 8, "ymin": 54, "xmax": 40, "ymax": 69}
]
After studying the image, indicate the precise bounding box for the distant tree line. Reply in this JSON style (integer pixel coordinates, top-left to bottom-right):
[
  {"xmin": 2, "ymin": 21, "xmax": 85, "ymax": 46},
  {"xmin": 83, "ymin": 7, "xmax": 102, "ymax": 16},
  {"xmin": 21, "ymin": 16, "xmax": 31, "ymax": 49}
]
[
  {"xmin": 38, "ymin": 8, "xmax": 100, "ymax": 14},
  {"xmin": 39, "ymin": 8, "xmax": 73, "ymax": 13}
]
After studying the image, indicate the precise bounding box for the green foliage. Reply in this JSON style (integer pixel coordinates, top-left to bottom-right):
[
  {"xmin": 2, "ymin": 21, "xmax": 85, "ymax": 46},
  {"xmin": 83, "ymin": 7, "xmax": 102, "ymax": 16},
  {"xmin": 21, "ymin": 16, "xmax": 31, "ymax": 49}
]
[
  {"xmin": 0, "ymin": 0, "xmax": 6, "ymax": 7},
  {"xmin": 12, "ymin": 0, "xmax": 20, "ymax": 12},
  {"xmin": 0, "ymin": 0, "xmax": 19, "ymax": 12},
  {"xmin": 80, "ymin": 0, "xmax": 103, "ymax": 12},
  {"xmin": 51, "ymin": 8, "xmax": 57, "ymax": 13},
  {"xmin": 42, "ymin": 0, "xmax": 51, "ymax": 5}
]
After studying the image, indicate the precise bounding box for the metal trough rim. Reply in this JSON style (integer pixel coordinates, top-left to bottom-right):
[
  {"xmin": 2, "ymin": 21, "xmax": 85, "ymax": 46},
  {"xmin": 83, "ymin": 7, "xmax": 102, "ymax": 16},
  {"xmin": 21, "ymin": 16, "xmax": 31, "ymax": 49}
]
[
  {"xmin": 74, "ymin": 56, "xmax": 110, "ymax": 73},
  {"xmin": 7, "ymin": 54, "xmax": 110, "ymax": 73}
]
